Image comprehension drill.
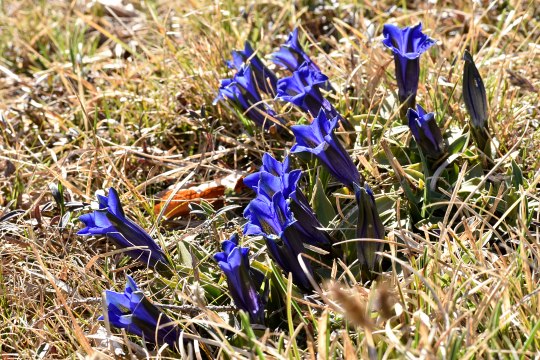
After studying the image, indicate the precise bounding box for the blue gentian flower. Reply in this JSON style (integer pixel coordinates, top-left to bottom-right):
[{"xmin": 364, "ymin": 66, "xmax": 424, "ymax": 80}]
[
  {"xmin": 276, "ymin": 62, "xmax": 337, "ymax": 119},
  {"xmin": 243, "ymin": 152, "xmax": 294, "ymax": 181},
  {"xmin": 272, "ymin": 28, "xmax": 333, "ymax": 92},
  {"xmin": 265, "ymin": 225, "xmax": 314, "ymax": 291},
  {"xmin": 228, "ymin": 41, "xmax": 278, "ymax": 96},
  {"xmin": 243, "ymin": 154, "xmax": 301, "ymax": 200},
  {"xmin": 463, "ymin": 50, "xmax": 489, "ymax": 151},
  {"xmin": 243, "ymin": 154, "xmax": 333, "ymax": 248},
  {"xmin": 462, "ymin": 50, "xmax": 487, "ymax": 128},
  {"xmin": 407, "ymin": 105, "xmax": 446, "ymax": 159},
  {"xmin": 291, "ymin": 110, "xmax": 361, "ymax": 190},
  {"xmin": 244, "ymin": 190, "xmax": 294, "ymax": 238},
  {"xmin": 99, "ymin": 276, "xmax": 180, "ymax": 350},
  {"xmin": 78, "ymin": 188, "xmax": 168, "ymax": 268},
  {"xmin": 272, "ymin": 28, "xmax": 318, "ymax": 72},
  {"xmin": 244, "ymin": 191, "xmax": 315, "ymax": 291},
  {"xmin": 382, "ymin": 23, "xmax": 436, "ymax": 112},
  {"xmin": 354, "ymin": 183, "xmax": 385, "ymax": 273},
  {"xmin": 214, "ymin": 234, "xmax": 265, "ymax": 324},
  {"xmin": 214, "ymin": 65, "xmax": 284, "ymax": 129}
]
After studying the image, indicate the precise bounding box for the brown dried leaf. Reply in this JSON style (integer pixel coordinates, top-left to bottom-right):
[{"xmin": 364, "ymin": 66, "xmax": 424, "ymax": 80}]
[{"xmin": 153, "ymin": 185, "xmax": 225, "ymax": 220}]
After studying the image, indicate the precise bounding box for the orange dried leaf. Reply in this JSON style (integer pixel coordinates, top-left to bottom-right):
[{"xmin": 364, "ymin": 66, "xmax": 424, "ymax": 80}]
[{"xmin": 154, "ymin": 186, "xmax": 225, "ymax": 220}]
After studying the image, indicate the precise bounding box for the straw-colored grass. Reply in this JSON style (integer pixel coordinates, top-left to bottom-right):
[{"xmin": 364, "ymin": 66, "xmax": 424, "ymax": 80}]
[{"xmin": 1, "ymin": 0, "xmax": 539, "ymax": 358}]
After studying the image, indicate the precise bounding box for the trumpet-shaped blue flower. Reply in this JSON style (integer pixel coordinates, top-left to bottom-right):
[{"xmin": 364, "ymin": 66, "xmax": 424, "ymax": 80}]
[
  {"xmin": 354, "ymin": 183, "xmax": 385, "ymax": 273},
  {"xmin": 99, "ymin": 276, "xmax": 180, "ymax": 350},
  {"xmin": 243, "ymin": 154, "xmax": 333, "ymax": 248},
  {"xmin": 78, "ymin": 188, "xmax": 167, "ymax": 268},
  {"xmin": 214, "ymin": 65, "xmax": 284, "ymax": 129},
  {"xmin": 382, "ymin": 23, "xmax": 436, "ymax": 111},
  {"xmin": 407, "ymin": 105, "xmax": 446, "ymax": 159},
  {"xmin": 272, "ymin": 28, "xmax": 334, "ymax": 91},
  {"xmin": 244, "ymin": 190, "xmax": 294, "ymax": 237},
  {"xmin": 243, "ymin": 154, "xmax": 301, "ymax": 200},
  {"xmin": 244, "ymin": 191, "xmax": 315, "ymax": 291},
  {"xmin": 276, "ymin": 62, "xmax": 337, "ymax": 119},
  {"xmin": 463, "ymin": 50, "xmax": 490, "ymax": 151},
  {"xmin": 214, "ymin": 234, "xmax": 265, "ymax": 324},
  {"xmin": 272, "ymin": 28, "xmax": 318, "ymax": 73},
  {"xmin": 228, "ymin": 41, "xmax": 278, "ymax": 96},
  {"xmin": 291, "ymin": 110, "xmax": 361, "ymax": 189}
]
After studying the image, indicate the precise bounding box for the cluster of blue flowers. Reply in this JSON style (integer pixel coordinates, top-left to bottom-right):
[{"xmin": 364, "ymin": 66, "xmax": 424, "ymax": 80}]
[
  {"xmin": 75, "ymin": 22, "xmax": 490, "ymax": 351},
  {"xmin": 243, "ymin": 154, "xmax": 325, "ymax": 291},
  {"xmin": 382, "ymin": 23, "xmax": 447, "ymax": 160},
  {"xmin": 77, "ymin": 189, "xmax": 183, "ymax": 350},
  {"xmin": 383, "ymin": 23, "xmax": 489, "ymax": 160},
  {"xmin": 214, "ymin": 28, "xmax": 349, "ymax": 130},
  {"xmin": 213, "ymin": 42, "xmax": 284, "ymax": 130},
  {"xmin": 212, "ymin": 28, "xmax": 388, "ymax": 322}
]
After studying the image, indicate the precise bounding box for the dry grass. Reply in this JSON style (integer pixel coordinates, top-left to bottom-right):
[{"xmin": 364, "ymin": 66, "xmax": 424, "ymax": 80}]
[{"xmin": 1, "ymin": 0, "xmax": 539, "ymax": 358}]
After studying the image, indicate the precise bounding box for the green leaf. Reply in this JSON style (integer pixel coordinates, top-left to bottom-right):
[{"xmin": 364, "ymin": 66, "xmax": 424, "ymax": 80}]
[
  {"xmin": 311, "ymin": 177, "xmax": 336, "ymax": 227},
  {"xmin": 269, "ymin": 262, "xmax": 305, "ymax": 322},
  {"xmin": 239, "ymin": 311, "xmax": 265, "ymax": 360},
  {"xmin": 177, "ymin": 241, "xmax": 192, "ymax": 268},
  {"xmin": 447, "ymin": 133, "xmax": 468, "ymax": 155},
  {"xmin": 403, "ymin": 167, "xmax": 424, "ymax": 183},
  {"xmin": 521, "ymin": 320, "xmax": 540, "ymax": 360},
  {"xmin": 510, "ymin": 159, "xmax": 524, "ymax": 188},
  {"xmin": 448, "ymin": 332, "xmax": 465, "ymax": 360},
  {"xmin": 401, "ymin": 180, "xmax": 422, "ymax": 220}
]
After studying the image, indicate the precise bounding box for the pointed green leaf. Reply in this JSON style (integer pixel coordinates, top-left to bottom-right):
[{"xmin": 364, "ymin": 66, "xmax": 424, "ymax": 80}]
[{"xmin": 311, "ymin": 177, "xmax": 336, "ymax": 227}]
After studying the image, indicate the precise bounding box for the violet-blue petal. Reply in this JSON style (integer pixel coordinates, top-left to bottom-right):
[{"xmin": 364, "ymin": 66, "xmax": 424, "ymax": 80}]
[
  {"xmin": 406, "ymin": 105, "xmax": 446, "ymax": 159},
  {"xmin": 276, "ymin": 62, "xmax": 334, "ymax": 118},
  {"xmin": 230, "ymin": 41, "xmax": 277, "ymax": 95},
  {"xmin": 214, "ymin": 236, "xmax": 265, "ymax": 324},
  {"xmin": 78, "ymin": 188, "xmax": 168, "ymax": 268},
  {"xmin": 101, "ymin": 276, "xmax": 181, "ymax": 350},
  {"xmin": 291, "ymin": 110, "xmax": 361, "ymax": 189},
  {"xmin": 105, "ymin": 187, "xmax": 125, "ymax": 218},
  {"xmin": 382, "ymin": 23, "xmax": 435, "ymax": 108}
]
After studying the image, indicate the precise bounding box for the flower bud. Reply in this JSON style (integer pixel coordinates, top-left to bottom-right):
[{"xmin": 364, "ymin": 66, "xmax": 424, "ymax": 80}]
[{"xmin": 407, "ymin": 105, "xmax": 446, "ymax": 160}]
